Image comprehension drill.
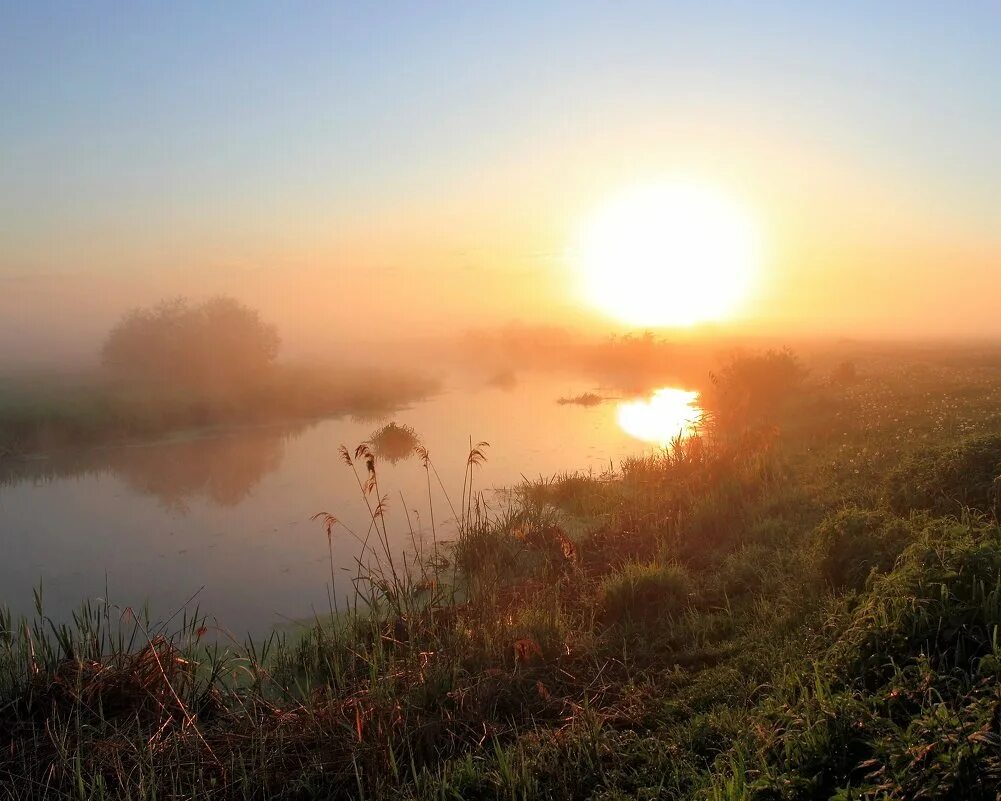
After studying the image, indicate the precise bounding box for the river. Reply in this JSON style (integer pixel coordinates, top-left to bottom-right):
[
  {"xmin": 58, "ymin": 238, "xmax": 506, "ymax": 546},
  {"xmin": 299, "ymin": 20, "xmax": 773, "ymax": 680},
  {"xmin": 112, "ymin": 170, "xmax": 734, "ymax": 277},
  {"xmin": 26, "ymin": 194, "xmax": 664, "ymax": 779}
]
[{"xmin": 0, "ymin": 375, "xmax": 701, "ymax": 635}]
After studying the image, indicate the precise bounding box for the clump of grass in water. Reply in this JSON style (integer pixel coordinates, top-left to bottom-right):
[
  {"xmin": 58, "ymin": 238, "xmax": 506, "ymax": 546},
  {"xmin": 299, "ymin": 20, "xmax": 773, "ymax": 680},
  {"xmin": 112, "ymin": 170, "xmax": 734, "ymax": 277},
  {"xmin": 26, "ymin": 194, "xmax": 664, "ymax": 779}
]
[
  {"xmin": 368, "ymin": 421, "xmax": 421, "ymax": 464},
  {"xmin": 556, "ymin": 392, "xmax": 604, "ymax": 406}
]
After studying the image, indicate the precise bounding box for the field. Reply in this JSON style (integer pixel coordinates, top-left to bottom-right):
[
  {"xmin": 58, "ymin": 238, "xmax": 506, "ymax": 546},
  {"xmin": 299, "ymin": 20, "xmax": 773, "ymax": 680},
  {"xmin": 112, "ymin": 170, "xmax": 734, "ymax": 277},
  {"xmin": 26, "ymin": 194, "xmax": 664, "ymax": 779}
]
[{"xmin": 2, "ymin": 346, "xmax": 1001, "ymax": 799}]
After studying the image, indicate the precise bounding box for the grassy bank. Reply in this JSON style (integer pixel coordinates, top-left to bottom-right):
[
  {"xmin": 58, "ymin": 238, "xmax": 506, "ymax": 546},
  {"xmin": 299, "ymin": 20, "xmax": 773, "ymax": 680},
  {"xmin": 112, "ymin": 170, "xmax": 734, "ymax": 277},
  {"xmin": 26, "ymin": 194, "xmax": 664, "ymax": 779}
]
[
  {"xmin": 0, "ymin": 364, "xmax": 438, "ymax": 459},
  {"xmin": 3, "ymin": 352, "xmax": 1001, "ymax": 799}
]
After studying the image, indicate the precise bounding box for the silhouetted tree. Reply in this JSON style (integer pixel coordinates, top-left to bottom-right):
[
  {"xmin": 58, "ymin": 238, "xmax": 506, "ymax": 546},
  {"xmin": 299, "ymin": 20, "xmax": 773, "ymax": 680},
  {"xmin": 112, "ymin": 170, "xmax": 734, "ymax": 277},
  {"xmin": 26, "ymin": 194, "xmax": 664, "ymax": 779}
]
[{"xmin": 101, "ymin": 297, "xmax": 280, "ymax": 390}]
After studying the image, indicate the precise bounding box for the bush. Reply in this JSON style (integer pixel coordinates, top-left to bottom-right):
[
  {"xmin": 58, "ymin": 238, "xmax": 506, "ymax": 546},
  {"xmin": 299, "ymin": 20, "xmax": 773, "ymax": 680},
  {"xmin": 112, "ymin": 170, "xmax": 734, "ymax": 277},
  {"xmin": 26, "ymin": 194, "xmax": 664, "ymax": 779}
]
[
  {"xmin": 101, "ymin": 296, "xmax": 280, "ymax": 391},
  {"xmin": 705, "ymin": 348, "xmax": 807, "ymax": 425},
  {"xmin": 810, "ymin": 507, "xmax": 912, "ymax": 590},
  {"xmin": 886, "ymin": 434, "xmax": 1001, "ymax": 518},
  {"xmin": 599, "ymin": 562, "xmax": 692, "ymax": 625}
]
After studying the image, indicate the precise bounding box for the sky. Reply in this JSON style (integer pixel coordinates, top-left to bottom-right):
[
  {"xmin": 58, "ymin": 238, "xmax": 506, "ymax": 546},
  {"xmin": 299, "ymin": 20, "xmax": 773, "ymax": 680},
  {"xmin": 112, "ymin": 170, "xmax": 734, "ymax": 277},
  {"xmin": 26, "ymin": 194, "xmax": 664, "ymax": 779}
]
[{"xmin": 2, "ymin": 1, "xmax": 1000, "ymax": 362}]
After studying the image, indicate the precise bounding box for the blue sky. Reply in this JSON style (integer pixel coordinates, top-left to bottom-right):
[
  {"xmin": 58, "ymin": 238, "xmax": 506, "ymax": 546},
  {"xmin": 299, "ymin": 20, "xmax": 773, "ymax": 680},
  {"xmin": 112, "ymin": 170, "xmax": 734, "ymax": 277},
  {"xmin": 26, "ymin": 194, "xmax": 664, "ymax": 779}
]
[{"xmin": 1, "ymin": 1, "xmax": 1000, "ymax": 349}]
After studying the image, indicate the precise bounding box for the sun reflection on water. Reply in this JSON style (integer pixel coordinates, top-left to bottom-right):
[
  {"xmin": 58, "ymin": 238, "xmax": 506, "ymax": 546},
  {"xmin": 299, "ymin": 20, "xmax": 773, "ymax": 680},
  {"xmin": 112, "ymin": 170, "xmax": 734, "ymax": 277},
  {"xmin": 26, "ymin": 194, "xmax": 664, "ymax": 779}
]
[{"xmin": 616, "ymin": 387, "xmax": 703, "ymax": 446}]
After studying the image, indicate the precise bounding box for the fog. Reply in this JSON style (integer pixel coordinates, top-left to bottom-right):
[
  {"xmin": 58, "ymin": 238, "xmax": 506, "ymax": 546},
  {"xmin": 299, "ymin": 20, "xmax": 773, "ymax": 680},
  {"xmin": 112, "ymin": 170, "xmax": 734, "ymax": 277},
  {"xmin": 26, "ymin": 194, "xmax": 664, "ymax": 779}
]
[
  {"xmin": 4, "ymin": 261, "xmax": 1001, "ymax": 379},
  {"xmin": 2, "ymin": 4, "xmax": 999, "ymax": 373}
]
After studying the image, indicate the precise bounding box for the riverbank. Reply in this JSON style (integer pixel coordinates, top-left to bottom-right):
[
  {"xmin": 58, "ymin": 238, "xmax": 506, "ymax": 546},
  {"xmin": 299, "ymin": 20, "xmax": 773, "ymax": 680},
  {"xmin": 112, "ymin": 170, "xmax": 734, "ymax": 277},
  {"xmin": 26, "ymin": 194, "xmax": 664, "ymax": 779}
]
[
  {"xmin": 0, "ymin": 364, "xmax": 439, "ymax": 459},
  {"xmin": 2, "ymin": 352, "xmax": 1001, "ymax": 799}
]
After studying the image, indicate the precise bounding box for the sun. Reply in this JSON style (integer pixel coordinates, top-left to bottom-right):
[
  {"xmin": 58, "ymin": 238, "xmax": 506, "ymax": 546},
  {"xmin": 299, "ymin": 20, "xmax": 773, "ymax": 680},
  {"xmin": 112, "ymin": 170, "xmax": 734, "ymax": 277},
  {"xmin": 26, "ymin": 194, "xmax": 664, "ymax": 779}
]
[{"xmin": 573, "ymin": 181, "xmax": 760, "ymax": 327}]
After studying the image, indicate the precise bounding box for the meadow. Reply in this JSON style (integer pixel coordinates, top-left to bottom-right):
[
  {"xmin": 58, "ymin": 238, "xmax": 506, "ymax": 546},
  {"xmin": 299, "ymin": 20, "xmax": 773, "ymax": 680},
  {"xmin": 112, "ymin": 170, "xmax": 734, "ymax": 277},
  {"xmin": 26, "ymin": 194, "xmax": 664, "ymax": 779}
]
[{"xmin": 2, "ymin": 345, "xmax": 1001, "ymax": 799}]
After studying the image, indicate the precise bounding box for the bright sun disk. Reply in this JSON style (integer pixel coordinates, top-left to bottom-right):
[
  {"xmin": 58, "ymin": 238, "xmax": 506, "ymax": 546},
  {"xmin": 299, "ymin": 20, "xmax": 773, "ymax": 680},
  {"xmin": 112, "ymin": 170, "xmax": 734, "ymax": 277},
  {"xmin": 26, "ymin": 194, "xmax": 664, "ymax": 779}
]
[{"xmin": 574, "ymin": 182, "xmax": 760, "ymax": 327}]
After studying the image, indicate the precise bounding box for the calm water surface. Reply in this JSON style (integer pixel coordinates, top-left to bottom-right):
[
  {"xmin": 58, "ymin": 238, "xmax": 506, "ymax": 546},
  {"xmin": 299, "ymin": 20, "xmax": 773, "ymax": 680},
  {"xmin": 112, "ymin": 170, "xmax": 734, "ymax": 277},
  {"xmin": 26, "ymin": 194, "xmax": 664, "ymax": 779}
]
[{"xmin": 0, "ymin": 377, "xmax": 700, "ymax": 635}]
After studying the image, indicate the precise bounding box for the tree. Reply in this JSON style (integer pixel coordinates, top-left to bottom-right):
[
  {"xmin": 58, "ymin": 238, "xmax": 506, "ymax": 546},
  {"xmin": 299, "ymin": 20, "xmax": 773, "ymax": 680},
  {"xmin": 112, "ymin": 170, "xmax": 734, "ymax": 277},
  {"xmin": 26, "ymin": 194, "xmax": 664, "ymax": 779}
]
[{"xmin": 101, "ymin": 297, "xmax": 281, "ymax": 390}]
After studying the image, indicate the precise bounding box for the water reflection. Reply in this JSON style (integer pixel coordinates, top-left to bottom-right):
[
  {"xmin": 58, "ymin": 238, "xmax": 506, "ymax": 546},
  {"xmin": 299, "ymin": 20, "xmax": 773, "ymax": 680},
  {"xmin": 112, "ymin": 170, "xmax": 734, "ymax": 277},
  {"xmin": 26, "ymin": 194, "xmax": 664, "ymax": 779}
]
[
  {"xmin": 1, "ymin": 425, "xmax": 303, "ymax": 510},
  {"xmin": 616, "ymin": 387, "xmax": 702, "ymax": 446},
  {"xmin": 107, "ymin": 429, "xmax": 297, "ymax": 511}
]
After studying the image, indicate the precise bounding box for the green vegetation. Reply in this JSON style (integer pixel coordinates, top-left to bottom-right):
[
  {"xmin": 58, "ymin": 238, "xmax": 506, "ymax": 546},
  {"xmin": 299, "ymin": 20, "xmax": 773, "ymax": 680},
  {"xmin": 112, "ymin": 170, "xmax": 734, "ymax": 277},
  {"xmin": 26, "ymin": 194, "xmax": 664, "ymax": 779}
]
[
  {"xmin": 597, "ymin": 561, "xmax": 691, "ymax": 625},
  {"xmin": 3, "ymin": 348, "xmax": 1001, "ymax": 799}
]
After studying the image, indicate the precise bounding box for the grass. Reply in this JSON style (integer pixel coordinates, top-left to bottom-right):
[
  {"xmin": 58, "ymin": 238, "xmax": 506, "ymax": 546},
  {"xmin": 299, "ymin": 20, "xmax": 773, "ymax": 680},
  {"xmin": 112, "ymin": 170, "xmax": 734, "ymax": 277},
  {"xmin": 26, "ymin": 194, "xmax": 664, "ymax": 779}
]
[
  {"xmin": 3, "ymin": 347, "xmax": 1001, "ymax": 798},
  {"xmin": 597, "ymin": 561, "xmax": 692, "ymax": 625}
]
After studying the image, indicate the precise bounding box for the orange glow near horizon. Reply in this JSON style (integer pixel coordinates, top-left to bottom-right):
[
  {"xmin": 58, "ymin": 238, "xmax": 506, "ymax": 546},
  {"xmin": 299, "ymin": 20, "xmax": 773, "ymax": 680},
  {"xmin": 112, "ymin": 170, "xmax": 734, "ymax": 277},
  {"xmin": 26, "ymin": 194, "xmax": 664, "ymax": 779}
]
[
  {"xmin": 616, "ymin": 387, "xmax": 703, "ymax": 446},
  {"xmin": 573, "ymin": 182, "xmax": 761, "ymax": 328}
]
